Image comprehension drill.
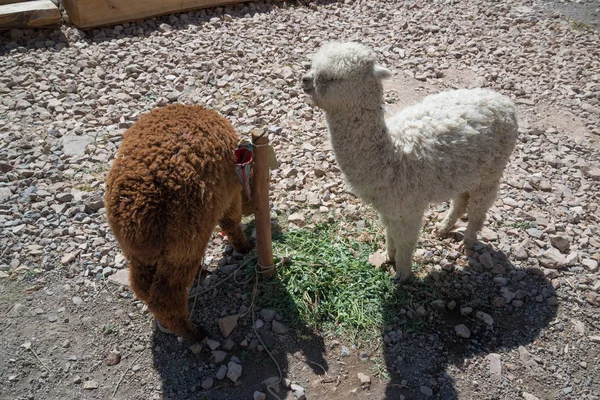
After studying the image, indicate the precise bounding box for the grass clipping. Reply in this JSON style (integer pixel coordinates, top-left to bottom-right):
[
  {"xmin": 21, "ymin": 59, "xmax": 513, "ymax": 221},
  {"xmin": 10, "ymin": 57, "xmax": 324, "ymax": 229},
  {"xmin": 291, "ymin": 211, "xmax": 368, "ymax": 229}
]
[{"xmin": 259, "ymin": 223, "xmax": 402, "ymax": 342}]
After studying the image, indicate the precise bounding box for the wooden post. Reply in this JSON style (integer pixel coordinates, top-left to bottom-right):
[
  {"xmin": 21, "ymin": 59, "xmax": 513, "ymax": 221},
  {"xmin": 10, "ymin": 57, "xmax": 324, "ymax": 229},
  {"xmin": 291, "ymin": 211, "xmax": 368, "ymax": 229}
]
[{"xmin": 251, "ymin": 129, "xmax": 274, "ymax": 278}]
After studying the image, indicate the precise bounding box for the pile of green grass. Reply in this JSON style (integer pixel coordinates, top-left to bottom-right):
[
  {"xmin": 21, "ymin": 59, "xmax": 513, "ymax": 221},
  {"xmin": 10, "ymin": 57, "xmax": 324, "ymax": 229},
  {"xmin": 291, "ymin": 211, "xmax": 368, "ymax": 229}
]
[{"xmin": 257, "ymin": 222, "xmax": 406, "ymax": 342}]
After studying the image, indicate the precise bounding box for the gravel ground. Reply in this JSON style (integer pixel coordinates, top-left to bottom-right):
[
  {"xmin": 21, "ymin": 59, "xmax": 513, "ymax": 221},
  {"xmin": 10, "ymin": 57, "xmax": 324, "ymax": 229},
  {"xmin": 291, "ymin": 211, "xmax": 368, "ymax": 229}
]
[{"xmin": 1, "ymin": 0, "xmax": 599, "ymax": 399}]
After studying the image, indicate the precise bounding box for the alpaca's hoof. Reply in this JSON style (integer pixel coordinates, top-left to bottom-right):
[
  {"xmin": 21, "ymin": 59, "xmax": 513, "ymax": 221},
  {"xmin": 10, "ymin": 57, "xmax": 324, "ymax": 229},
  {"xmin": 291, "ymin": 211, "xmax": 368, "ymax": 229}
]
[
  {"xmin": 154, "ymin": 318, "xmax": 174, "ymax": 335},
  {"xmin": 191, "ymin": 326, "xmax": 209, "ymax": 343},
  {"xmin": 459, "ymin": 240, "xmax": 476, "ymax": 256},
  {"xmin": 237, "ymin": 243, "xmax": 253, "ymax": 254},
  {"xmin": 154, "ymin": 319, "xmax": 208, "ymax": 342},
  {"xmin": 393, "ymin": 268, "xmax": 413, "ymax": 283}
]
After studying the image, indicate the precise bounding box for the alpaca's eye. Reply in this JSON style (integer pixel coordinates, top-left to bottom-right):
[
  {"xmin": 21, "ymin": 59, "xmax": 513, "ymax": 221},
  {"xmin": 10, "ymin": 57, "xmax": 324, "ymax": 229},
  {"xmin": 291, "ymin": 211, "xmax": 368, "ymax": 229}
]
[{"xmin": 317, "ymin": 75, "xmax": 337, "ymax": 84}]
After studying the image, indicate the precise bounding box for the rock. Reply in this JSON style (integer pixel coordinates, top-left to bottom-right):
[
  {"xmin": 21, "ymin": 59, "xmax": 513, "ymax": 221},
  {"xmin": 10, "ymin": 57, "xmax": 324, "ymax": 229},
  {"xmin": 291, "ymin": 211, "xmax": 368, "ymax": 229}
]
[
  {"xmin": 486, "ymin": 353, "xmax": 502, "ymax": 380},
  {"xmin": 582, "ymin": 166, "xmax": 600, "ymax": 180},
  {"xmin": 368, "ymin": 250, "xmax": 387, "ymax": 268},
  {"xmin": 586, "ymin": 292, "xmax": 600, "ymax": 306},
  {"xmin": 206, "ymin": 339, "xmax": 221, "ymax": 350},
  {"xmin": 460, "ymin": 307, "xmax": 473, "ymax": 315},
  {"xmin": 582, "ymin": 259, "xmax": 598, "ymax": 272},
  {"xmin": 260, "ymin": 308, "xmax": 276, "ymax": 322},
  {"xmin": 84, "ymin": 195, "xmax": 104, "ymax": 212},
  {"xmin": 290, "ymin": 383, "xmax": 306, "ymax": 400},
  {"xmin": 357, "ymin": 372, "xmax": 371, "ymax": 385},
  {"xmin": 253, "ymin": 391, "xmax": 267, "ymax": 400},
  {"xmin": 158, "ymin": 23, "xmax": 172, "ymax": 32},
  {"xmin": 479, "ymin": 252, "xmax": 494, "ymax": 269},
  {"xmin": 492, "ymin": 297, "xmax": 506, "ymax": 307},
  {"xmin": 218, "ymin": 314, "xmax": 239, "ymax": 338},
  {"xmin": 72, "ymin": 296, "xmax": 84, "ymax": 306},
  {"xmin": 480, "ymin": 227, "xmax": 498, "ymax": 241},
  {"xmin": 538, "ymin": 248, "xmax": 566, "ymax": 269},
  {"xmin": 189, "ymin": 343, "xmax": 203, "ymax": 354},
  {"xmin": 226, "ymin": 361, "xmax": 242, "ymax": 382},
  {"xmin": 550, "ymin": 235, "xmax": 570, "ymax": 253},
  {"xmin": 518, "ymin": 346, "xmax": 539, "ymax": 371},
  {"xmin": 9, "ymin": 28, "xmax": 24, "ymax": 40},
  {"xmin": 216, "ymin": 364, "xmax": 227, "ymax": 380},
  {"xmin": 420, "ymin": 385, "xmax": 433, "ymax": 397},
  {"xmin": 211, "ymin": 350, "xmax": 227, "ymax": 364},
  {"xmin": 61, "ymin": 253, "xmax": 76, "ymax": 265},
  {"xmin": 62, "ymin": 134, "xmax": 93, "ymax": 156},
  {"xmin": 455, "ymin": 324, "xmax": 471, "ymax": 338},
  {"xmin": 512, "ymin": 300, "xmax": 524, "ymax": 307},
  {"xmin": 222, "ymin": 338, "xmax": 235, "ymax": 351},
  {"xmin": 341, "ymin": 346, "xmax": 350, "ymax": 356},
  {"xmin": 430, "ymin": 299, "xmax": 446, "ymax": 309},
  {"xmin": 565, "ymin": 252, "xmax": 578, "ymax": 266},
  {"xmin": 572, "ymin": 319, "xmax": 586, "ymax": 335},
  {"xmin": 0, "ymin": 187, "xmax": 12, "ymax": 202},
  {"xmin": 8, "ymin": 303, "xmax": 26, "ymax": 317},
  {"xmin": 83, "ymin": 380, "xmax": 99, "ymax": 390},
  {"xmin": 201, "ymin": 378, "xmax": 214, "ymax": 389},
  {"xmin": 522, "ymin": 393, "xmax": 540, "ymax": 400},
  {"xmin": 288, "ymin": 212, "xmax": 306, "ymax": 227},
  {"xmin": 416, "ymin": 305, "xmax": 427, "ymax": 316},
  {"xmin": 262, "ymin": 376, "xmax": 280, "ymax": 389},
  {"xmin": 526, "ymin": 228, "xmax": 544, "ymax": 239},
  {"xmin": 272, "ymin": 320, "xmax": 289, "ymax": 334},
  {"xmin": 108, "ymin": 269, "xmax": 130, "ymax": 287},
  {"xmin": 105, "ymin": 351, "xmax": 121, "ymax": 366}
]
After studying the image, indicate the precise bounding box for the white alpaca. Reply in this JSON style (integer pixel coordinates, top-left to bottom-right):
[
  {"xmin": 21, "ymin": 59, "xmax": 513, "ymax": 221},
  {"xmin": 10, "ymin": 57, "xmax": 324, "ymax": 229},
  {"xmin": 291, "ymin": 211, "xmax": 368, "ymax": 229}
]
[{"xmin": 302, "ymin": 42, "xmax": 518, "ymax": 281}]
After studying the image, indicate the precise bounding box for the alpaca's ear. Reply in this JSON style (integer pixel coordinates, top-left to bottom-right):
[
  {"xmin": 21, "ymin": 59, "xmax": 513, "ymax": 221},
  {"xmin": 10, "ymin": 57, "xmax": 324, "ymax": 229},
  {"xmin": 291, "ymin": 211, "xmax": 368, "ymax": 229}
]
[{"xmin": 373, "ymin": 65, "xmax": 392, "ymax": 80}]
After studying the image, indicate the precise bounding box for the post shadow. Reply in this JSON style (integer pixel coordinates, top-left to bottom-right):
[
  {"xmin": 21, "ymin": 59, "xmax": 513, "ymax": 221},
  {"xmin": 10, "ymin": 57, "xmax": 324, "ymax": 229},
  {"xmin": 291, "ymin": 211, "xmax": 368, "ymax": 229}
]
[{"xmin": 382, "ymin": 242, "xmax": 558, "ymax": 399}]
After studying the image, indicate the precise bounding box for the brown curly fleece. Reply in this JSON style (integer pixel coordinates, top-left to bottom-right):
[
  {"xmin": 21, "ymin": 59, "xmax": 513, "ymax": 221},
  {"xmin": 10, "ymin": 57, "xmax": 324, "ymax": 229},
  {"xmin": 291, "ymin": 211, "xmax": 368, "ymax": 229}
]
[{"xmin": 105, "ymin": 104, "xmax": 253, "ymax": 342}]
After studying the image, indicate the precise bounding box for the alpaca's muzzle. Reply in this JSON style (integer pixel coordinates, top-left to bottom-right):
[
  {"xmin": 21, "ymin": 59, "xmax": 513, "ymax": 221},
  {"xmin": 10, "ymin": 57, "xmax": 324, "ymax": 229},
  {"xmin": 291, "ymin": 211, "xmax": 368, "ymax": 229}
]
[{"xmin": 301, "ymin": 75, "xmax": 314, "ymax": 93}]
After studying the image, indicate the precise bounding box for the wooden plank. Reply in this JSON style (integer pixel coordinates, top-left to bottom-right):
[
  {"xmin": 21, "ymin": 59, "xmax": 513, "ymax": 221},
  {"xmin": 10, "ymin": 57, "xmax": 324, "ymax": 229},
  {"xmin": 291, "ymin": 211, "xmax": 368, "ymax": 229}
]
[
  {"xmin": 62, "ymin": 0, "xmax": 244, "ymax": 29},
  {"xmin": 0, "ymin": 0, "xmax": 61, "ymax": 29},
  {"xmin": 0, "ymin": 1, "xmax": 36, "ymax": 6}
]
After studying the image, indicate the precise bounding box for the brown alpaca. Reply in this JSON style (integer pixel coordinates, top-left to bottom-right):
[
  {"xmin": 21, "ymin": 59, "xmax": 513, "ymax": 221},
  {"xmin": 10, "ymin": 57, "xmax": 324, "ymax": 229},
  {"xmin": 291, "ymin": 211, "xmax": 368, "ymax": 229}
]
[{"xmin": 105, "ymin": 104, "xmax": 253, "ymax": 342}]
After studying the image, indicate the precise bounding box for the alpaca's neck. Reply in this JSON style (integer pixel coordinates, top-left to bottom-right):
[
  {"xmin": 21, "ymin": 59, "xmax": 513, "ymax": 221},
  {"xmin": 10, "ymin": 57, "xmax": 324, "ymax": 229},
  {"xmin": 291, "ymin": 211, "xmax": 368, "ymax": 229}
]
[{"xmin": 325, "ymin": 107, "xmax": 400, "ymax": 199}]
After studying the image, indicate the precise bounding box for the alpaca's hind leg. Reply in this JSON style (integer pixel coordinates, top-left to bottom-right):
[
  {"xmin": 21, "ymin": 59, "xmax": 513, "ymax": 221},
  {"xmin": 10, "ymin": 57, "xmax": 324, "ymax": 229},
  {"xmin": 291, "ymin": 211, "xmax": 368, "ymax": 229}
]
[
  {"xmin": 464, "ymin": 182, "xmax": 500, "ymax": 248},
  {"xmin": 387, "ymin": 211, "xmax": 424, "ymax": 281},
  {"xmin": 219, "ymin": 191, "xmax": 252, "ymax": 254},
  {"xmin": 148, "ymin": 261, "xmax": 208, "ymax": 342},
  {"xmin": 380, "ymin": 214, "xmax": 396, "ymax": 262},
  {"xmin": 437, "ymin": 192, "xmax": 469, "ymax": 238},
  {"xmin": 128, "ymin": 258, "xmax": 156, "ymax": 304}
]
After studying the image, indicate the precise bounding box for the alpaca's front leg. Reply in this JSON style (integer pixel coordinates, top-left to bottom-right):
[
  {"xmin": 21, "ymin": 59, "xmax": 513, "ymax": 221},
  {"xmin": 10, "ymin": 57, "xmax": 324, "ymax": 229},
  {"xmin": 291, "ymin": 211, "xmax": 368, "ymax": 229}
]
[
  {"xmin": 387, "ymin": 211, "xmax": 424, "ymax": 281},
  {"xmin": 379, "ymin": 214, "xmax": 396, "ymax": 263}
]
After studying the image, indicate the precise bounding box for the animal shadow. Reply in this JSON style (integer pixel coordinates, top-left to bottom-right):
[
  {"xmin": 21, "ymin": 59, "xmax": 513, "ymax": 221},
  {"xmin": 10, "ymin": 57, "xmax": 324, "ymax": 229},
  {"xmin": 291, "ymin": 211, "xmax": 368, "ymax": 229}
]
[
  {"xmin": 382, "ymin": 242, "xmax": 558, "ymax": 399},
  {"xmin": 151, "ymin": 225, "xmax": 328, "ymax": 400}
]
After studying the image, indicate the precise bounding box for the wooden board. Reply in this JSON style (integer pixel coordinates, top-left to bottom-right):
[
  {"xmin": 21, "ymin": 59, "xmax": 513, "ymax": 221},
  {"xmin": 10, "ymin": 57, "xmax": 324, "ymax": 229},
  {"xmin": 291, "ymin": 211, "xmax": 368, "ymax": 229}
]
[
  {"xmin": 0, "ymin": 0, "xmax": 36, "ymax": 5},
  {"xmin": 0, "ymin": 0, "xmax": 61, "ymax": 29},
  {"xmin": 62, "ymin": 0, "xmax": 244, "ymax": 29}
]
